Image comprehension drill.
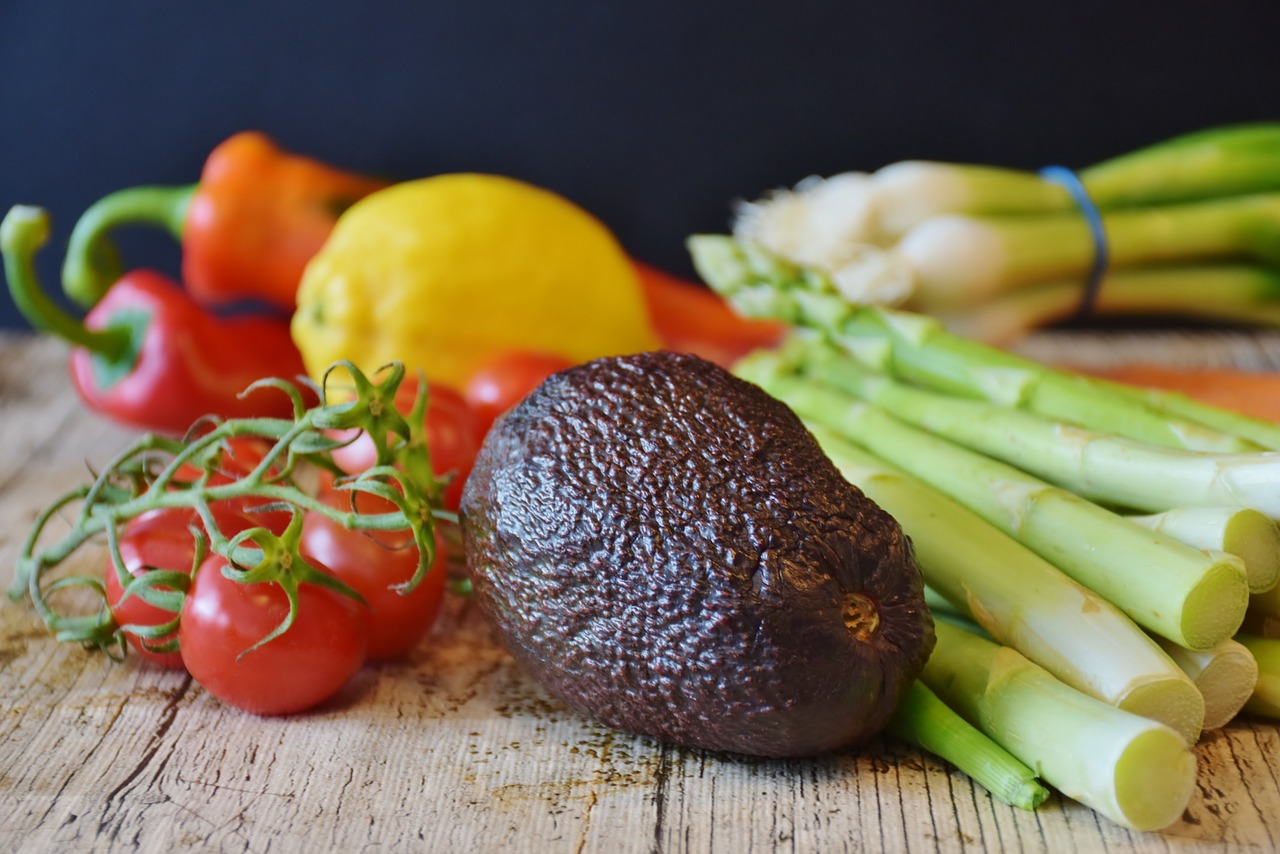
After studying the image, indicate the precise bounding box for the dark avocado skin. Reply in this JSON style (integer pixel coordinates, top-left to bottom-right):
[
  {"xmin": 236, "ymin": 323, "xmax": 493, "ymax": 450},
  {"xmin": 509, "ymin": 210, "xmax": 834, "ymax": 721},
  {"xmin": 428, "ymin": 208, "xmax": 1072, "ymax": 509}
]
[{"xmin": 460, "ymin": 351, "xmax": 934, "ymax": 759}]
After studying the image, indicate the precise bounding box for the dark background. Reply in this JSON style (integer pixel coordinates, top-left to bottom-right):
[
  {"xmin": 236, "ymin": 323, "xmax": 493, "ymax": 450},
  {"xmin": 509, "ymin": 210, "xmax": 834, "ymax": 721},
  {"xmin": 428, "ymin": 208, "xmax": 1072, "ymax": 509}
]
[{"xmin": 2, "ymin": 1, "xmax": 1279, "ymax": 330}]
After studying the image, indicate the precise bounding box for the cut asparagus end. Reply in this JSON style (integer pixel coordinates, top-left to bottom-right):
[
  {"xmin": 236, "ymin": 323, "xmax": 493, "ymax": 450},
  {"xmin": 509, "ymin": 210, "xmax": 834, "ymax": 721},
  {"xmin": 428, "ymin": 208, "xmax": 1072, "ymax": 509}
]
[
  {"xmin": 1222, "ymin": 511, "xmax": 1280, "ymax": 594},
  {"xmin": 1180, "ymin": 559, "xmax": 1253, "ymax": 650},
  {"xmin": 887, "ymin": 680, "xmax": 1049, "ymax": 811},
  {"xmin": 924, "ymin": 621, "xmax": 1196, "ymax": 832},
  {"xmin": 1156, "ymin": 637, "xmax": 1259, "ymax": 730},
  {"xmin": 1108, "ymin": 726, "xmax": 1200, "ymax": 833},
  {"xmin": 1131, "ymin": 507, "xmax": 1280, "ymax": 595},
  {"xmin": 1114, "ymin": 678, "xmax": 1207, "ymax": 746}
]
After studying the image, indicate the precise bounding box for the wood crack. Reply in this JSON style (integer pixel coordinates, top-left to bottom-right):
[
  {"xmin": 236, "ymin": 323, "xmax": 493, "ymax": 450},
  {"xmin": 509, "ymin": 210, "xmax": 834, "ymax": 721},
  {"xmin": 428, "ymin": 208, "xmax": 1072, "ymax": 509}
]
[{"xmin": 96, "ymin": 674, "xmax": 193, "ymax": 833}]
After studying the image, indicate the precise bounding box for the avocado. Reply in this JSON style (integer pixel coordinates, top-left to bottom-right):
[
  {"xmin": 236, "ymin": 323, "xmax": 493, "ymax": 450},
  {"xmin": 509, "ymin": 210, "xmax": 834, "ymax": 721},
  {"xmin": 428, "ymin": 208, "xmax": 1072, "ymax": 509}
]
[{"xmin": 459, "ymin": 351, "xmax": 934, "ymax": 758}]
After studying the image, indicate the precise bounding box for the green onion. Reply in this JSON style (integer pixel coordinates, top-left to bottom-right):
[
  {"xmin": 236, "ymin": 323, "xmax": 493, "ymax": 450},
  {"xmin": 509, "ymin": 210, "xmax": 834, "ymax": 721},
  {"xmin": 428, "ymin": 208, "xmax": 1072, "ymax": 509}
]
[
  {"xmin": 869, "ymin": 161, "xmax": 1074, "ymax": 240},
  {"xmin": 1079, "ymin": 123, "xmax": 1280, "ymax": 207},
  {"xmin": 939, "ymin": 265, "xmax": 1280, "ymax": 346},
  {"xmin": 725, "ymin": 123, "xmax": 1280, "ymax": 338},
  {"xmin": 896, "ymin": 194, "xmax": 1280, "ymax": 312},
  {"xmin": 886, "ymin": 680, "xmax": 1049, "ymax": 811}
]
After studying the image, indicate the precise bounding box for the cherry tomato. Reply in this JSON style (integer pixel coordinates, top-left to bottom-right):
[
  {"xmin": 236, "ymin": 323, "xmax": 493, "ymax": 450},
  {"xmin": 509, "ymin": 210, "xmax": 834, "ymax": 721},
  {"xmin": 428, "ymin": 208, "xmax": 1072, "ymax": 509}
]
[
  {"xmin": 104, "ymin": 509, "xmax": 200, "ymax": 668},
  {"xmin": 301, "ymin": 479, "xmax": 449, "ymax": 660},
  {"xmin": 104, "ymin": 503, "xmax": 256, "ymax": 668},
  {"xmin": 330, "ymin": 380, "xmax": 480, "ymax": 512},
  {"xmin": 463, "ymin": 350, "xmax": 574, "ymax": 439},
  {"xmin": 180, "ymin": 553, "xmax": 367, "ymax": 716}
]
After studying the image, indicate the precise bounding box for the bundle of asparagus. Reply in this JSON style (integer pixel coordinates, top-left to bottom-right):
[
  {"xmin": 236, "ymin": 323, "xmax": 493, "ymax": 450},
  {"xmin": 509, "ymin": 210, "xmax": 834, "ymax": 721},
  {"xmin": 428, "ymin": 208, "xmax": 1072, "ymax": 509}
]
[
  {"xmin": 731, "ymin": 124, "xmax": 1280, "ymax": 344},
  {"xmin": 689, "ymin": 234, "xmax": 1280, "ymax": 832}
]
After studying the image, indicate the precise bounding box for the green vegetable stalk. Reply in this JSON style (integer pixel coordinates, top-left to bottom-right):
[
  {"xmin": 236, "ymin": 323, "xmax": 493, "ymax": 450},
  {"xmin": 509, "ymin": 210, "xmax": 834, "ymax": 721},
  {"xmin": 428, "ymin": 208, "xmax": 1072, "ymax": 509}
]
[
  {"xmin": 688, "ymin": 234, "xmax": 1264, "ymax": 454},
  {"xmin": 736, "ymin": 350, "xmax": 1250, "ymax": 652},
  {"xmin": 1128, "ymin": 507, "xmax": 1280, "ymax": 595},
  {"xmin": 868, "ymin": 124, "xmax": 1280, "ymax": 238},
  {"xmin": 1154, "ymin": 637, "xmax": 1258, "ymax": 731},
  {"xmin": 798, "ymin": 345, "xmax": 1280, "ymax": 545},
  {"xmin": 923, "ymin": 620, "xmax": 1198, "ymax": 832},
  {"xmin": 940, "ymin": 265, "xmax": 1280, "ymax": 346},
  {"xmin": 730, "ymin": 123, "xmax": 1280, "ymax": 336},
  {"xmin": 803, "ymin": 424, "xmax": 1205, "ymax": 744},
  {"xmin": 886, "ymin": 681, "xmax": 1049, "ymax": 811},
  {"xmin": 894, "ymin": 194, "xmax": 1280, "ymax": 311}
]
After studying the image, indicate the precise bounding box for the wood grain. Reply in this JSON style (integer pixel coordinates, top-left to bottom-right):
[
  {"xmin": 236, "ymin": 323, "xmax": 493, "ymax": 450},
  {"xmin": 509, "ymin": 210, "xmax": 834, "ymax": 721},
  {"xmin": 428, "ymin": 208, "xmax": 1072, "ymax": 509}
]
[{"xmin": 3, "ymin": 330, "xmax": 1280, "ymax": 853}]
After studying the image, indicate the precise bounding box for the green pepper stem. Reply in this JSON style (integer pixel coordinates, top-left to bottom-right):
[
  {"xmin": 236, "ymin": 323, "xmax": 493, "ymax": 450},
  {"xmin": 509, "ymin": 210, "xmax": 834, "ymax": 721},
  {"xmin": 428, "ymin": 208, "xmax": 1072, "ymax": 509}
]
[
  {"xmin": 62, "ymin": 183, "xmax": 196, "ymax": 308},
  {"xmin": 1, "ymin": 205, "xmax": 129, "ymax": 357}
]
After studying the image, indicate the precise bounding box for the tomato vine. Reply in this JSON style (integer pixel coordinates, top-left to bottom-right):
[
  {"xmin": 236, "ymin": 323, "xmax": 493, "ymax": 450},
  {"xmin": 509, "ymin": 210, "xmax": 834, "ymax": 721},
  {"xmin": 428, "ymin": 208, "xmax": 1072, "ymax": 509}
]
[{"xmin": 9, "ymin": 360, "xmax": 451, "ymax": 666}]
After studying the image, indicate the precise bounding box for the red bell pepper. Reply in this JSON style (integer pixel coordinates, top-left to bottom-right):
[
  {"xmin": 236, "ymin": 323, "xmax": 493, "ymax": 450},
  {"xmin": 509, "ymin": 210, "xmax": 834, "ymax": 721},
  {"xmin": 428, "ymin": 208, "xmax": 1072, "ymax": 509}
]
[
  {"xmin": 61, "ymin": 131, "xmax": 390, "ymax": 312},
  {"xmin": 3, "ymin": 205, "xmax": 308, "ymax": 435}
]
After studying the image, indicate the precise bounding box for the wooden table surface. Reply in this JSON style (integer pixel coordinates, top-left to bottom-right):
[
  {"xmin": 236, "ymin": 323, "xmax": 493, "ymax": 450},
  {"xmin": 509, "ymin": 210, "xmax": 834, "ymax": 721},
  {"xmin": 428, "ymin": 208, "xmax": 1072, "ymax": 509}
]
[{"xmin": 3, "ymin": 329, "xmax": 1280, "ymax": 854}]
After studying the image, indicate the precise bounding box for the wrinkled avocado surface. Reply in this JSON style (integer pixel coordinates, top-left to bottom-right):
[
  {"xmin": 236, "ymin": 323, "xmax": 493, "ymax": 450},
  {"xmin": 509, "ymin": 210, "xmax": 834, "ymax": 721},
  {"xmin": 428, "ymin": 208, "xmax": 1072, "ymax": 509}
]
[{"xmin": 460, "ymin": 351, "xmax": 934, "ymax": 758}]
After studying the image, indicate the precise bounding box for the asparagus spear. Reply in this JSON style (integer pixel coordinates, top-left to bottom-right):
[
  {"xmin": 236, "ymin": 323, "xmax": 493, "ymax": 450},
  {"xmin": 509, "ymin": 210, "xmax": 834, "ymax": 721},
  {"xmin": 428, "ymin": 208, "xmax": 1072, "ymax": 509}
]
[
  {"xmin": 688, "ymin": 234, "xmax": 1261, "ymax": 454},
  {"xmin": 1129, "ymin": 507, "xmax": 1280, "ymax": 595},
  {"xmin": 923, "ymin": 620, "xmax": 1197, "ymax": 832},
  {"xmin": 798, "ymin": 346, "xmax": 1280, "ymax": 534},
  {"xmin": 807, "ymin": 425, "xmax": 1205, "ymax": 743},
  {"xmin": 735, "ymin": 352, "xmax": 1250, "ymax": 651},
  {"xmin": 886, "ymin": 681, "xmax": 1049, "ymax": 811},
  {"xmin": 1100, "ymin": 377, "xmax": 1280, "ymax": 452},
  {"xmin": 1154, "ymin": 637, "xmax": 1258, "ymax": 731}
]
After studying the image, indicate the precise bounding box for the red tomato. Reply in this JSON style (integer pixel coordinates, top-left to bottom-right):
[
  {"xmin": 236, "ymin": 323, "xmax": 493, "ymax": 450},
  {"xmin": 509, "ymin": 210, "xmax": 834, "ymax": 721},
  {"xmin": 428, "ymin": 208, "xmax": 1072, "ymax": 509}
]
[
  {"xmin": 301, "ymin": 480, "xmax": 449, "ymax": 660},
  {"xmin": 180, "ymin": 553, "xmax": 367, "ymax": 716},
  {"xmin": 104, "ymin": 503, "xmax": 257, "ymax": 668},
  {"xmin": 463, "ymin": 350, "xmax": 574, "ymax": 438},
  {"xmin": 104, "ymin": 508, "xmax": 200, "ymax": 669},
  {"xmin": 330, "ymin": 380, "xmax": 480, "ymax": 512}
]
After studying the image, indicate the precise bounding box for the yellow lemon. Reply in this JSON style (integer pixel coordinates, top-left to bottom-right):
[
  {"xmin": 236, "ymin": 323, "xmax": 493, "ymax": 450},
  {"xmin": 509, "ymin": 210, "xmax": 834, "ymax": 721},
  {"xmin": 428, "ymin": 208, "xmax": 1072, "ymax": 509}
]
[{"xmin": 291, "ymin": 173, "xmax": 661, "ymax": 388}]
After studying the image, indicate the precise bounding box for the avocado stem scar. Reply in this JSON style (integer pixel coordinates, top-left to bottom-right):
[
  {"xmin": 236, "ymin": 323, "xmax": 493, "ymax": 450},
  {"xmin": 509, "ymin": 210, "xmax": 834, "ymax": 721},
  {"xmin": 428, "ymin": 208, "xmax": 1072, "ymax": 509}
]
[{"xmin": 843, "ymin": 592, "xmax": 880, "ymax": 641}]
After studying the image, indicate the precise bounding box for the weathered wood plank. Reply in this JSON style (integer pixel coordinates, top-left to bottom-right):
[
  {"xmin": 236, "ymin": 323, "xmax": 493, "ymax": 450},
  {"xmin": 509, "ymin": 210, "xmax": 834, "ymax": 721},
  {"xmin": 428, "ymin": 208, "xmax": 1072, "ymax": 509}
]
[{"xmin": 2, "ymin": 330, "xmax": 1280, "ymax": 852}]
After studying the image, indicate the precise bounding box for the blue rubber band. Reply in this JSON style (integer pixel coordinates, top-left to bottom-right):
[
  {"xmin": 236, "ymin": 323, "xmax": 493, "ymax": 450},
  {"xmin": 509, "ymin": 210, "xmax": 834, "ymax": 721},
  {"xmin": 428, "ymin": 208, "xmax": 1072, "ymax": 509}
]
[{"xmin": 1040, "ymin": 165, "xmax": 1109, "ymax": 319}]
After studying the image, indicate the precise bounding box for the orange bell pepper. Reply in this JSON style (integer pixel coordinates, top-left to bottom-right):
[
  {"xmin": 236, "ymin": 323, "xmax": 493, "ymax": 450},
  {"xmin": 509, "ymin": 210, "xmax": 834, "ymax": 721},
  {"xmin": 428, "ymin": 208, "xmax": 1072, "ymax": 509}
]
[{"xmin": 62, "ymin": 131, "xmax": 390, "ymax": 312}]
